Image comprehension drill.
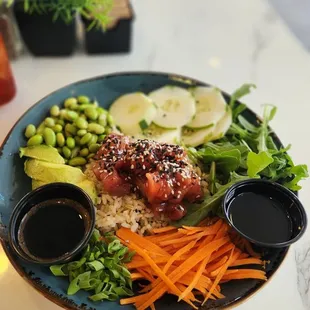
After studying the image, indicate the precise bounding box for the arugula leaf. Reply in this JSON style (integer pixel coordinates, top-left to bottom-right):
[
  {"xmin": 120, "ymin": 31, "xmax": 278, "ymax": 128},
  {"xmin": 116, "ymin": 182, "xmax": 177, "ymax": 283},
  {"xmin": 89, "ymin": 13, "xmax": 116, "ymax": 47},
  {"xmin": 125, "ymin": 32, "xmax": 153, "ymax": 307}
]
[
  {"xmin": 174, "ymin": 172, "xmax": 251, "ymax": 227},
  {"xmin": 229, "ymin": 84, "xmax": 256, "ymax": 119},
  {"xmin": 247, "ymin": 151, "xmax": 274, "ymax": 177},
  {"xmin": 281, "ymin": 165, "xmax": 309, "ymax": 191},
  {"xmin": 257, "ymin": 105, "xmax": 277, "ymax": 152},
  {"xmin": 196, "ymin": 142, "xmax": 249, "ymax": 175}
]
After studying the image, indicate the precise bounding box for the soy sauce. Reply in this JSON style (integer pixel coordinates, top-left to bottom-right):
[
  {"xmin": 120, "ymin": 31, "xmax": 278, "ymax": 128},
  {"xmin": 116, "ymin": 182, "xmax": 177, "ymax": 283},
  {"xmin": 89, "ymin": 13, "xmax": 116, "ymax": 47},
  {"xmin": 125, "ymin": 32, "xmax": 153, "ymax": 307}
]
[
  {"xmin": 229, "ymin": 192, "xmax": 292, "ymax": 243},
  {"xmin": 18, "ymin": 199, "xmax": 89, "ymax": 260}
]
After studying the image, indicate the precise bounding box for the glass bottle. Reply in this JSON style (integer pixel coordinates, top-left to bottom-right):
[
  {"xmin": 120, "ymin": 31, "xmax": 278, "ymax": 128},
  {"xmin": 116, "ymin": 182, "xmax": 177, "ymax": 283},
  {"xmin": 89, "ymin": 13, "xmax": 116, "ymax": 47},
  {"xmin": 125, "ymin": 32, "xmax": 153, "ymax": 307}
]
[{"xmin": 0, "ymin": 34, "xmax": 16, "ymax": 105}]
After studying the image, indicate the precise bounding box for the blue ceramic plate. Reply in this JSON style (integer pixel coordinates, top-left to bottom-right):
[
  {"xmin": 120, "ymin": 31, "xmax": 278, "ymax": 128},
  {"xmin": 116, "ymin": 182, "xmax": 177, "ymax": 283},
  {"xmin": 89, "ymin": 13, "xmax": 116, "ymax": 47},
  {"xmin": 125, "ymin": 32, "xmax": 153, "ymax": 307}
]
[{"xmin": 0, "ymin": 72, "xmax": 288, "ymax": 310}]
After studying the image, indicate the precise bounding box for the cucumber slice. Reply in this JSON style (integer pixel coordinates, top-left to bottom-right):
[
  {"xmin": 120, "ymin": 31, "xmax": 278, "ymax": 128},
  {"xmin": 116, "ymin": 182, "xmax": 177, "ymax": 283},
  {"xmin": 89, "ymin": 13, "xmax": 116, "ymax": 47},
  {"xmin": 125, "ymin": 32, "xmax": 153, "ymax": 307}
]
[
  {"xmin": 109, "ymin": 92, "xmax": 157, "ymax": 135},
  {"xmin": 149, "ymin": 86, "xmax": 196, "ymax": 129},
  {"xmin": 137, "ymin": 123, "xmax": 181, "ymax": 144},
  {"xmin": 181, "ymin": 125, "xmax": 215, "ymax": 147},
  {"xmin": 186, "ymin": 87, "xmax": 227, "ymax": 129},
  {"xmin": 207, "ymin": 107, "xmax": 232, "ymax": 142}
]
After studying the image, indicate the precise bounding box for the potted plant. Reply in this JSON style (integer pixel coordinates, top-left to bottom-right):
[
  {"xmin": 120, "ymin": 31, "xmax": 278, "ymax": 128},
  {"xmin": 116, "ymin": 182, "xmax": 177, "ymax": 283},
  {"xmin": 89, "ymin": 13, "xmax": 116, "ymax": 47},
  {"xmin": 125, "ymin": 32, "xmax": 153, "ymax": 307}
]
[
  {"xmin": 82, "ymin": 0, "xmax": 134, "ymax": 54},
  {"xmin": 1, "ymin": 0, "xmax": 114, "ymax": 56}
]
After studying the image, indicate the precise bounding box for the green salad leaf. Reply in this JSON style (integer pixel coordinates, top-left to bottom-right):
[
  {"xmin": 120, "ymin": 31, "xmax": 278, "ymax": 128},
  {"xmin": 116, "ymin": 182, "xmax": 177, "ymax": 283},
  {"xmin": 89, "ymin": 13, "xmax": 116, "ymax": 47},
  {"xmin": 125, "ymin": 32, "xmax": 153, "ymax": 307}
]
[{"xmin": 229, "ymin": 83, "xmax": 256, "ymax": 119}]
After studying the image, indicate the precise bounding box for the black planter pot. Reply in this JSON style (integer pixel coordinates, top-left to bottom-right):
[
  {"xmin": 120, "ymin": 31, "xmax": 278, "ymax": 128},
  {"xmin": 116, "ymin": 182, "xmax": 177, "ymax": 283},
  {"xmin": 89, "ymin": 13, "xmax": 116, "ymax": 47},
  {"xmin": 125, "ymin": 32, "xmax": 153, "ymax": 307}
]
[
  {"xmin": 13, "ymin": 5, "xmax": 76, "ymax": 56},
  {"xmin": 82, "ymin": 6, "xmax": 134, "ymax": 55}
]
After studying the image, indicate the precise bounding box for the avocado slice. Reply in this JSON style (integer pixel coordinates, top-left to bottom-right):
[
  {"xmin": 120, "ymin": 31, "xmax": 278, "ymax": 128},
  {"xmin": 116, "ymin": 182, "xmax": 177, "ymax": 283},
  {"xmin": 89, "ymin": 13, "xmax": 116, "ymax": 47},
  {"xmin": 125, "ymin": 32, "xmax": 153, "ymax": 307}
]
[
  {"xmin": 32, "ymin": 178, "xmax": 97, "ymax": 204},
  {"xmin": 77, "ymin": 179, "xmax": 98, "ymax": 204},
  {"xmin": 20, "ymin": 145, "xmax": 65, "ymax": 164},
  {"xmin": 25, "ymin": 159, "xmax": 86, "ymax": 183},
  {"xmin": 32, "ymin": 179, "xmax": 47, "ymax": 190}
]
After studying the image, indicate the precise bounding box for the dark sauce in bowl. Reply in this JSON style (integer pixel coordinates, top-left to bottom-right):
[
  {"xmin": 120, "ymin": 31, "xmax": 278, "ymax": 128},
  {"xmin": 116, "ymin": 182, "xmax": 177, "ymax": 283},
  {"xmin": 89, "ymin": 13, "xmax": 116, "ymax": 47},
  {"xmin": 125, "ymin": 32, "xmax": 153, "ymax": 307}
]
[
  {"xmin": 229, "ymin": 192, "xmax": 292, "ymax": 243},
  {"xmin": 223, "ymin": 179, "xmax": 307, "ymax": 248},
  {"xmin": 18, "ymin": 198, "xmax": 90, "ymax": 261}
]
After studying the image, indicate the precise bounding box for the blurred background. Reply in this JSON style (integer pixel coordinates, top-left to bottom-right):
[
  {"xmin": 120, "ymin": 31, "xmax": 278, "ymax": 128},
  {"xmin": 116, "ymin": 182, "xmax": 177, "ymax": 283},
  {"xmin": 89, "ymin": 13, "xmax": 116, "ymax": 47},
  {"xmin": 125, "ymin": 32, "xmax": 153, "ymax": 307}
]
[{"xmin": 1, "ymin": 0, "xmax": 310, "ymax": 309}]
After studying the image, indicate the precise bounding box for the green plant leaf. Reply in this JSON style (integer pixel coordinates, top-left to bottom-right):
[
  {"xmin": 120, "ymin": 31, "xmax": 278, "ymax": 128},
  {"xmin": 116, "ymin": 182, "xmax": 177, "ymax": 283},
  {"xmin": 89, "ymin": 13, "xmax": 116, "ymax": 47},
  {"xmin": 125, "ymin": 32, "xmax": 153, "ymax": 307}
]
[{"xmin": 247, "ymin": 151, "xmax": 274, "ymax": 177}]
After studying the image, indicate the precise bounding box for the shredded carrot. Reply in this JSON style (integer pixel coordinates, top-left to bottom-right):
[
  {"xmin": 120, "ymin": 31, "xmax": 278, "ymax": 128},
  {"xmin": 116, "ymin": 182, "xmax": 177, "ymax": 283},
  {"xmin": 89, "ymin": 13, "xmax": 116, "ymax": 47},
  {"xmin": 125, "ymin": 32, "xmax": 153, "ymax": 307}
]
[
  {"xmin": 178, "ymin": 254, "xmax": 210, "ymax": 301},
  {"xmin": 118, "ymin": 218, "xmax": 267, "ymax": 310},
  {"xmin": 203, "ymin": 247, "xmax": 235, "ymax": 305},
  {"xmin": 230, "ymin": 258, "xmax": 263, "ymax": 267},
  {"xmin": 117, "ymin": 228, "xmax": 170, "ymax": 256},
  {"xmin": 124, "ymin": 240, "xmax": 196, "ymax": 308},
  {"xmin": 152, "ymin": 226, "xmax": 177, "ymax": 234}
]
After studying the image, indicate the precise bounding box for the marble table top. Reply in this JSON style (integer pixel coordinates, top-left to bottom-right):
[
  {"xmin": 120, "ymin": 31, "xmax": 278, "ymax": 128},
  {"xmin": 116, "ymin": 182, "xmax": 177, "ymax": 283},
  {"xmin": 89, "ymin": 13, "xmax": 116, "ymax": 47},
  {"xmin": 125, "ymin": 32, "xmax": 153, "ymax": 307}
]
[{"xmin": 0, "ymin": 0, "xmax": 309, "ymax": 309}]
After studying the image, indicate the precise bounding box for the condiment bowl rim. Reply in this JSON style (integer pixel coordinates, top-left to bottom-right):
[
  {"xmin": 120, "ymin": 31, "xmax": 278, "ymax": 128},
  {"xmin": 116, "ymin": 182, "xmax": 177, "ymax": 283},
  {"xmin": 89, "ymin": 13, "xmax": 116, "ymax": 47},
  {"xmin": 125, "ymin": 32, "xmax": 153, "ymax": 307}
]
[
  {"xmin": 8, "ymin": 182, "xmax": 95, "ymax": 265},
  {"xmin": 222, "ymin": 179, "xmax": 307, "ymax": 248}
]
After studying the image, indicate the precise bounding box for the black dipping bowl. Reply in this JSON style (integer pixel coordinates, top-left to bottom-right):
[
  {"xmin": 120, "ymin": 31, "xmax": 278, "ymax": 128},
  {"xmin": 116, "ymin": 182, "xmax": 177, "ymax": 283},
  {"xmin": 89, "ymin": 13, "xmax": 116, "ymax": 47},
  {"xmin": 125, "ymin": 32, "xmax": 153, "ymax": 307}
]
[
  {"xmin": 222, "ymin": 179, "xmax": 307, "ymax": 248},
  {"xmin": 8, "ymin": 183, "xmax": 95, "ymax": 265}
]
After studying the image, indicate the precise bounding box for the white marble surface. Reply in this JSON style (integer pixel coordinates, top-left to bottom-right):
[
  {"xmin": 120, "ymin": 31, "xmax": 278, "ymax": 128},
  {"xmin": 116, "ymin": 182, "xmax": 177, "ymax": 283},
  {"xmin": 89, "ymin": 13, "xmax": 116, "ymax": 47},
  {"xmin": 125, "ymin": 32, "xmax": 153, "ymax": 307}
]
[{"xmin": 1, "ymin": 0, "xmax": 310, "ymax": 309}]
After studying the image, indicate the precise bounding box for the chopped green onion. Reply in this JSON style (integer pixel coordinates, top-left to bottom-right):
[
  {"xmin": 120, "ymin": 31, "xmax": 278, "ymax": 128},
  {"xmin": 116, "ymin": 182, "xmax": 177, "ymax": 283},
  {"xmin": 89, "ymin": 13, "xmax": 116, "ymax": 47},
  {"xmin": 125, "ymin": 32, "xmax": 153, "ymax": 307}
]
[
  {"xmin": 50, "ymin": 264, "xmax": 68, "ymax": 276},
  {"xmin": 88, "ymin": 292, "xmax": 109, "ymax": 301},
  {"xmin": 113, "ymin": 286, "xmax": 134, "ymax": 296},
  {"xmin": 49, "ymin": 230, "xmax": 134, "ymax": 302},
  {"xmin": 67, "ymin": 276, "xmax": 81, "ymax": 295},
  {"xmin": 67, "ymin": 257, "xmax": 86, "ymax": 271},
  {"xmin": 86, "ymin": 261, "xmax": 104, "ymax": 271}
]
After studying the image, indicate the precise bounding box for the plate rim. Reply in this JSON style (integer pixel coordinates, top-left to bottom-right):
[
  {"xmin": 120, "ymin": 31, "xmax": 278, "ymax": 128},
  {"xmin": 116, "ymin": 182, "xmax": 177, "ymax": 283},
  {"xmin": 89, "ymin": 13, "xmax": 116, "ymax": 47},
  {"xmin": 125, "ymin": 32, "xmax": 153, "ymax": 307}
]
[{"xmin": 0, "ymin": 70, "xmax": 291, "ymax": 310}]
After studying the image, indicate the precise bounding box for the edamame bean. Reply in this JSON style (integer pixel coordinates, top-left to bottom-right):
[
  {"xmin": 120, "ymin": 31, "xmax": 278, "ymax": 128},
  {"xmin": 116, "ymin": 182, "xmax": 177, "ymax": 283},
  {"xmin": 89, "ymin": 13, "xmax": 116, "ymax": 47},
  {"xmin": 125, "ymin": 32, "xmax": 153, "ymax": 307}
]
[
  {"xmin": 85, "ymin": 107, "xmax": 98, "ymax": 120},
  {"xmin": 75, "ymin": 136, "xmax": 81, "ymax": 145},
  {"xmin": 89, "ymin": 143, "xmax": 100, "ymax": 153},
  {"xmin": 59, "ymin": 109, "xmax": 67, "ymax": 120},
  {"xmin": 53, "ymin": 124, "xmax": 63, "ymax": 133},
  {"xmin": 77, "ymin": 129, "xmax": 87, "ymax": 137},
  {"xmin": 27, "ymin": 134, "xmax": 43, "ymax": 146},
  {"xmin": 56, "ymin": 119, "xmax": 65, "ymax": 126},
  {"xmin": 69, "ymin": 101, "xmax": 79, "ymax": 111},
  {"xmin": 43, "ymin": 128, "xmax": 56, "ymax": 146},
  {"xmin": 80, "ymin": 133, "xmax": 92, "ymax": 145},
  {"xmin": 97, "ymin": 134, "xmax": 106, "ymax": 143},
  {"xmin": 62, "ymin": 146, "xmax": 71, "ymax": 159},
  {"xmin": 87, "ymin": 153, "xmax": 95, "ymax": 159},
  {"xmin": 64, "ymin": 97, "xmax": 77, "ymax": 108},
  {"xmin": 79, "ymin": 148, "xmax": 89, "ymax": 157},
  {"xmin": 36, "ymin": 122, "xmax": 45, "ymax": 134},
  {"xmin": 78, "ymin": 104, "xmax": 94, "ymax": 112},
  {"xmin": 56, "ymin": 133, "xmax": 65, "ymax": 147},
  {"xmin": 88, "ymin": 134, "xmax": 98, "ymax": 146},
  {"xmin": 77, "ymin": 96, "xmax": 90, "ymax": 105},
  {"xmin": 44, "ymin": 117, "xmax": 55, "ymax": 128},
  {"xmin": 25, "ymin": 124, "xmax": 36, "ymax": 138},
  {"xmin": 75, "ymin": 117, "xmax": 88, "ymax": 129},
  {"xmin": 65, "ymin": 110, "xmax": 79, "ymax": 121},
  {"xmin": 66, "ymin": 137, "xmax": 75, "ymax": 149},
  {"xmin": 98, "ymin": 113, "xmax": 107, "ymax": 126},
  {"xmin": 50, "ymin": 105, "xmax": 60, "ymax": 117},
  {"xmin": 79, "ymin": 114, "xmax": 87, "ymax": 120},
  {"xmin": 97, "ymin": 107, "xmax": 108, "ymax": 115},
  {"xmin": 107, "ymin": 114, "xmax": 115, "ymax": 126},
  {"xmin": 105, "ymin": 128, "xmax": 112, "ymax": 135},
  {"xmin": 65, "ymin": 123, "xmax": 77, "ymax": 136},
  {"xmin": 71, "ymin": 146, "xmax": 80, "ymax": 158},
  {"xmin": 88, "ymin": 123, "xmax": 105, "ymax": 134},
  {"xmin": 69, "ymin": 157, "xmax": 87, "ymax": 166}
]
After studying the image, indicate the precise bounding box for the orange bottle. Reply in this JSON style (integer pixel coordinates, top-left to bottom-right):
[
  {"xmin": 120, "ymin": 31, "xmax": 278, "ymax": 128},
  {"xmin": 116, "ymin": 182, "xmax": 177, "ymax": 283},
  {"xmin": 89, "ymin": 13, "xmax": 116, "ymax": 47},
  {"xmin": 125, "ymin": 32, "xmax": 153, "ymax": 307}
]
[{"xmin": 0, "ymin": 34, "xmax": 16, "ymax": 105}]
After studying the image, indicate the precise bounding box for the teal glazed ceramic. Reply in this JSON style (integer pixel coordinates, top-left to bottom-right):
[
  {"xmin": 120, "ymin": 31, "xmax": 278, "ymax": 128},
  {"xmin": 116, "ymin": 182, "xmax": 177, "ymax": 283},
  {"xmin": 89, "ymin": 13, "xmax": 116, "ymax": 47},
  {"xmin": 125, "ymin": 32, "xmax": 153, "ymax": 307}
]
[{"xmin": 0, "ymin": 72, "xmax": 289, "ymax": 310}]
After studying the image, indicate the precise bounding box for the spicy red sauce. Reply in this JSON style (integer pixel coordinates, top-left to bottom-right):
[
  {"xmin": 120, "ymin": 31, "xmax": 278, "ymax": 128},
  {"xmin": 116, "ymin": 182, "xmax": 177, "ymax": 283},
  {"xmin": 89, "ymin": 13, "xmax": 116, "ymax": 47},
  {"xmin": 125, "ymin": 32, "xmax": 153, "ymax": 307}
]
[{"xmin": 92, "ymin": 134, "xmax": 203, "ymax": 220}]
